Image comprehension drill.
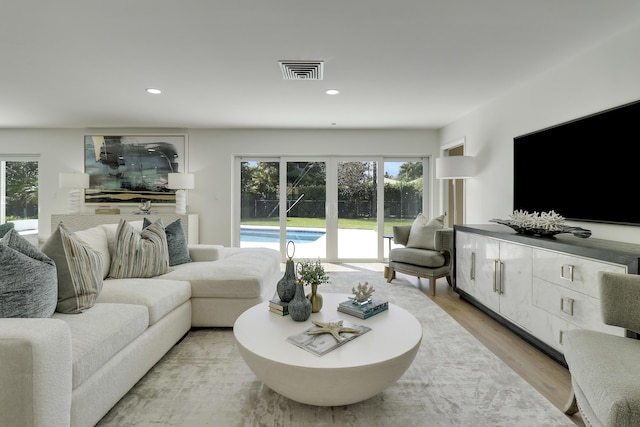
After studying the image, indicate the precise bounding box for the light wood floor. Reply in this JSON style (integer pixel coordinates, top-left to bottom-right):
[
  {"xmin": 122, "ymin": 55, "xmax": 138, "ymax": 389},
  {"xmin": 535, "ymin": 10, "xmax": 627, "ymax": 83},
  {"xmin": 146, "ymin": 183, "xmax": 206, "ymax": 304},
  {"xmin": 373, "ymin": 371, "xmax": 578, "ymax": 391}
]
[{"xmin": 415, "ymin": 275, "xmax": 585, "ymax": 427}]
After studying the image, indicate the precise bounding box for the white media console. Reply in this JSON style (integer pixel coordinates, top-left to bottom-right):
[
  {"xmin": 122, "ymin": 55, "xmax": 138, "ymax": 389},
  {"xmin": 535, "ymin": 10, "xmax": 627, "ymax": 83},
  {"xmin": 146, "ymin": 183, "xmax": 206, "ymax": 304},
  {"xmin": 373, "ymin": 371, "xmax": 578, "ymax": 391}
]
[{"xmin": 454, "ymin": 224, "xmax": 640, "ymax": 366}]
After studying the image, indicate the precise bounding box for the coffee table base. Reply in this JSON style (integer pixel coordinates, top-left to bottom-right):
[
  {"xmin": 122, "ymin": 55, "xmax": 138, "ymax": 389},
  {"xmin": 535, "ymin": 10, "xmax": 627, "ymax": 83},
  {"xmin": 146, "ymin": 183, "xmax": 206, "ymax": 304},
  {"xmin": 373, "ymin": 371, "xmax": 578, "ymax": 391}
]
[{"xmin": 237, "ymin": 340, "xmax": 420, "ymax": 406}]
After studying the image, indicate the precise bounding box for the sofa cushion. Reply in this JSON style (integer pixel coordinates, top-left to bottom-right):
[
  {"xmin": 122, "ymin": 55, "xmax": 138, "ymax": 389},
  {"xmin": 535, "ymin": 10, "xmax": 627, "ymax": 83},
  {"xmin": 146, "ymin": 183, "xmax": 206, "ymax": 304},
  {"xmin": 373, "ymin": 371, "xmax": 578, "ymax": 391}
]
[
  {"xmin": 159, "ymin": 247, "xmax": 281, "ymax": 299},
  {"xmin": 42, "ymin": 223, "xmax": 104, "ymax": 314},
  {"xmin": 389, "ymin": 247, "xmax": 446, "ymax": 268},
  {"xmin": 53, "ymin": 303, "xmax": 148, "ymax": 388},
  {"xmin": 406, "ymin": 213, "xmax": 445, "ymax": 250},
  {"xmin": 143, "ymin": 218, "xmax": 192, "ymax": 266},
  {"xmin": 0, "ymin": 229, "xmax": 57, "ymax": 318},
  {"xmin": 0, "ymin": 221, "xmax": 15, "ymax": 237},
  {"xmin": 97, "ymin": 278, "xmax": 191, "ymax": 325},
  {"xmin": 109, "ymin": 219, "xmax": 170, "ymax": 279}
]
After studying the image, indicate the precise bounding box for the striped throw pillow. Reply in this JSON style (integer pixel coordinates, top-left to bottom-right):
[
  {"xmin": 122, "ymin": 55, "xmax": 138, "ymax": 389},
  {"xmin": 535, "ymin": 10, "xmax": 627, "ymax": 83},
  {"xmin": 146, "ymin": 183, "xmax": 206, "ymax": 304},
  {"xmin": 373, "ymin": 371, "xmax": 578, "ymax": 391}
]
[
  {"xmin": 109, "ymin": 219, "xmax": 170, "ymax": 279},
  {"xmin": 41, "ymin": 222, "xmax": 104, "ymax": 314}
]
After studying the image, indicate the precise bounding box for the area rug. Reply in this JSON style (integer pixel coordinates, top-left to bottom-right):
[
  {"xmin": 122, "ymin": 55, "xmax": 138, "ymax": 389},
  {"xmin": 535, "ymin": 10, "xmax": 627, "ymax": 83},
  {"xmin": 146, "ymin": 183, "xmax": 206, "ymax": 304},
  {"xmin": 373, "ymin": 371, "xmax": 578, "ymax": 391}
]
[{"xmin": 96, "ymin": 268, "xmax": 574, "ymax": 427}]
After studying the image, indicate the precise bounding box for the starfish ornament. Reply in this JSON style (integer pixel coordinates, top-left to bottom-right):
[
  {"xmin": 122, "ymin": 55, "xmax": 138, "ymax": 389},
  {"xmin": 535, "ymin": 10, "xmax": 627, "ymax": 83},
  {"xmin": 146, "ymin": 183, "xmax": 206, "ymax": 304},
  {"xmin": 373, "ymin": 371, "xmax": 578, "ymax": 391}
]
[{"xmin": 306, "ymin": 320, "xmax": 361, "ymax": 342}]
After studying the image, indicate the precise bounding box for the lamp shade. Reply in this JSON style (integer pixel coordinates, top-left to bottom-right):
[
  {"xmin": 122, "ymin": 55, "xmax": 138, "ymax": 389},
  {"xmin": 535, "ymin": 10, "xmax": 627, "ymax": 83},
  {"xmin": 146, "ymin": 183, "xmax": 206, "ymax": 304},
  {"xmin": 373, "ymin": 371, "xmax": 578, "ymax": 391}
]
[
  {"xmin": 435, "ymin": 156, "xmax": 475, "ymax": 179},
  {"xmin": 59, "ymin": 173, "xmax": 90, "ymax": 189},
  {"xmin": 167, "ymin": 173, "xmax": 195, "ymax": 190}
]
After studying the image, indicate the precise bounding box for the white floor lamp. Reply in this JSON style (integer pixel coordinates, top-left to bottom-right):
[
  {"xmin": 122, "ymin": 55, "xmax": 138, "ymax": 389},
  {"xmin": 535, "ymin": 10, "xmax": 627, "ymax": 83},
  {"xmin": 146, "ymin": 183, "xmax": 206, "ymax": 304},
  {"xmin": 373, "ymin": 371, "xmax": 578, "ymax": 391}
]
[
  {"xmin": 168, "ymin": 173, "xmax": 195, "ymax": 214},
  {"xmin": 435, "ymin": 156, "xmax": 475, "ymax": 226}
]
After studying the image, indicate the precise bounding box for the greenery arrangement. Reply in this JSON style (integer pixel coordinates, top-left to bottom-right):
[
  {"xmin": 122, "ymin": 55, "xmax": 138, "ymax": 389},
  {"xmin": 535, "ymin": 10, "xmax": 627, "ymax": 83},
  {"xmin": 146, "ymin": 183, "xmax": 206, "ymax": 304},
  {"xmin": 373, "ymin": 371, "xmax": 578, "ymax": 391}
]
[{"xmin": 296, "ymin": 258, "xmax": 330, "ymax": 286}]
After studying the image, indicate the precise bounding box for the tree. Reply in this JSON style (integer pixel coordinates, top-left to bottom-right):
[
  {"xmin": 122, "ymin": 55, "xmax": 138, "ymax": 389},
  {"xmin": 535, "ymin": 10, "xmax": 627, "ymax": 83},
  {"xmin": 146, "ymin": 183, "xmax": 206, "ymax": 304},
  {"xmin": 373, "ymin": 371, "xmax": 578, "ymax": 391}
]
[
  {"xmin": 244, "ymin": 162, "xmax": 279, "ymax": 199},
  {"xmin": 5, "ymin": 161, "xmax": 38, "ymax": 218},
  {"xmin": 338, "ymin": 162, "xmax": 370, "ymax": 198},
  {"xmin": 398, "ymin": 162, "xmax": 423, "ymax": 181}
]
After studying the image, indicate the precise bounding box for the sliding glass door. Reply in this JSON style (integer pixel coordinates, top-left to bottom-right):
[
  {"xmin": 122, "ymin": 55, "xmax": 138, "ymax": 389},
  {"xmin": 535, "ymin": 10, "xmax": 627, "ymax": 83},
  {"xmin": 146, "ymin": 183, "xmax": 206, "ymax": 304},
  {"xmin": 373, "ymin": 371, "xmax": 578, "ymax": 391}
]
[{"xmin": 237, "ymin": 156, "xmax": 428, "ymax": 261}]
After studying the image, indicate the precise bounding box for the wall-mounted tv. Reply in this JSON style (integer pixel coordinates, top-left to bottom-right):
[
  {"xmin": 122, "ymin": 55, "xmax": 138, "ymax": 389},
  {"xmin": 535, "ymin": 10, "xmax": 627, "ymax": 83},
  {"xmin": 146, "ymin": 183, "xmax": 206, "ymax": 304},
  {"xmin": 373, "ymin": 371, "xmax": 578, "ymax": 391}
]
[{"xmin": 514, "ymin": 99, "xmax": 640, "ymax": 226}]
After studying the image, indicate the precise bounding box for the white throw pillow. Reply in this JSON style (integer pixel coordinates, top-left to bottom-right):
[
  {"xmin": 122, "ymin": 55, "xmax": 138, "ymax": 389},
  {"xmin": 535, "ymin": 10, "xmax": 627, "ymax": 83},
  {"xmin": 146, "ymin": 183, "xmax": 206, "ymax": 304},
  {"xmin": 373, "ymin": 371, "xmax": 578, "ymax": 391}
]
[{"xmin": 406, "ymin": 213, "xmax": 445, "ymax": 250}]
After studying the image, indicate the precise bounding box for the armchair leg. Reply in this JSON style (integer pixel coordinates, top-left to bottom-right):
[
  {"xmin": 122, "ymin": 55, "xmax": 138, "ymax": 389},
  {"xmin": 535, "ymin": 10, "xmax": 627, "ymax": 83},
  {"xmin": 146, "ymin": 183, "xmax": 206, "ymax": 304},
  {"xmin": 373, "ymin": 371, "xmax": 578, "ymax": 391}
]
[
  {"xmin": 386, "ymin": 268, "xmax": 395, "ymax": 283},
  {"xmin": 446, "ymin": 275, "xmax": 453, "ymax": 287},
  {"xmin": 563, "ymin": 389, "xmax": 579, "ymax": 415},
  {"xmin": 428, "ymin": 277, "xmax": 436, "ymax": 296}
]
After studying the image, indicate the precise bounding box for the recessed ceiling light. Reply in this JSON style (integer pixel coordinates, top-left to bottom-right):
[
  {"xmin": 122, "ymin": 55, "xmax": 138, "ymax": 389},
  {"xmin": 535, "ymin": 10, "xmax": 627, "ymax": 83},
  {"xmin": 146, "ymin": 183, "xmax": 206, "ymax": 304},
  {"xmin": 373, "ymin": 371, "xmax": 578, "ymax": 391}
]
[
  {"xmin": 146, "ymin": 88, "xmax": 162, "ymax": 94},
  {"xmin": 326, "ymin": 89, "xmax": 340, "ymax": 95}
]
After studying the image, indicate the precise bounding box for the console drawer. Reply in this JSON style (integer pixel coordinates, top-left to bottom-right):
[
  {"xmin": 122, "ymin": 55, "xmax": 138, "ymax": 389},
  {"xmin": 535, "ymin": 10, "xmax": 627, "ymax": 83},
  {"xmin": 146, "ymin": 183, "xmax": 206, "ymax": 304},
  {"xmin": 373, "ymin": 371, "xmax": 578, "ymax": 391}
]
[
  {"xmin": 532, "ymin": 277, "xmax": 624, "ymax": 336},
  {"xmin": 532, "ymin": 248, "xmax": 626, "ymax": 298}
]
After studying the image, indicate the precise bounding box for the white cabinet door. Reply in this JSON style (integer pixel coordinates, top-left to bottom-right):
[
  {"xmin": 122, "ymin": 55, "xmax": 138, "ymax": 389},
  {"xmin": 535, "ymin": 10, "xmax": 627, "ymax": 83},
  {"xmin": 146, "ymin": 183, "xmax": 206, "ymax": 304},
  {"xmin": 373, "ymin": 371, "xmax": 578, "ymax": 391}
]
[
  {"xmin": 498, "ymin": 240, "xmax": 532, "ymax": 331},
  {"xmin": 460, "ymin": 234, "xmax": 532, "ymax": 330},
  {"xmin": 455, "ymin": 231, "xmax": 476, "ymax": 295},
  {"xmin": 474, "ymin": 235, "xmax": 500, "ymax": 313}
]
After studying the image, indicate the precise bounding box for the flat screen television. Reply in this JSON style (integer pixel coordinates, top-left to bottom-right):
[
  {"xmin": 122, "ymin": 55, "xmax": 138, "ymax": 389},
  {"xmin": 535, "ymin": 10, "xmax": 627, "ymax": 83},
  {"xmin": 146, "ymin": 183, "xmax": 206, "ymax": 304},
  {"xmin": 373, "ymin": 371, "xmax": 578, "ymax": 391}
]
[{"xmin": 513, "ymin": 99, "xmax": 640, "ymax": 226}]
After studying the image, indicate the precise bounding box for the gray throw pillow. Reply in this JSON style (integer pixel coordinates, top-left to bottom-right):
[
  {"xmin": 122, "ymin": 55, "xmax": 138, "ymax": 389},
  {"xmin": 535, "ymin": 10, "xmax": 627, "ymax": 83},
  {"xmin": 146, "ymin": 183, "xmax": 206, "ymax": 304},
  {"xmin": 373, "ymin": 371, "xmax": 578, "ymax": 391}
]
[
  {"xmin": 406, "ymin": 213, "xmax": 445, "ymax": 250},
  {"xmin": 109, "ymin": 219, "xmax": 170, "ymax": 279},
  {"xmin": 0, "ymin": 222, "xmax": 15, "ymax": 238},
  {"xmin": 143, "ymin": 218, "xmax": 192, "ymax": 266},
  {"xmin": 41, "ymin": 223, "xmax": 104, "ymax": 314},
  {"xmin": 0, "ymin": 229, "xmax": 57, "ymax": 318}
]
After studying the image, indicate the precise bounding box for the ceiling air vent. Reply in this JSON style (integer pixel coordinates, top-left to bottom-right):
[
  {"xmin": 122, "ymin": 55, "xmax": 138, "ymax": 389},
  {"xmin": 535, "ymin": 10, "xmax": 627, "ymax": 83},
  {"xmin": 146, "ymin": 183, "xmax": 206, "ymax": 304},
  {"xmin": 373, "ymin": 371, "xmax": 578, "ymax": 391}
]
[{"xmin": 279, "ymin": 60, "xmax": 324, "ymax": 80}]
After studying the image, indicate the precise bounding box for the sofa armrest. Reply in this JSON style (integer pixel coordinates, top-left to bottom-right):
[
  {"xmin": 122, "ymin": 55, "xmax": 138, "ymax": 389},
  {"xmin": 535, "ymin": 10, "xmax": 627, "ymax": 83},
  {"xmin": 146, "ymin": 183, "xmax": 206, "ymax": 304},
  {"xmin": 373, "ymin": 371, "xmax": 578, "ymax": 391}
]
[
  {"xmin": 0, "ymin": 318, "xmax": 73, "ymax": 427},
  {"xmin": 392, "ymin": 226, "xmax": 411, "ymax": 246},
  {"xmin": 188, "ymin": 244, "xmax": 225, "ymax": 262}
]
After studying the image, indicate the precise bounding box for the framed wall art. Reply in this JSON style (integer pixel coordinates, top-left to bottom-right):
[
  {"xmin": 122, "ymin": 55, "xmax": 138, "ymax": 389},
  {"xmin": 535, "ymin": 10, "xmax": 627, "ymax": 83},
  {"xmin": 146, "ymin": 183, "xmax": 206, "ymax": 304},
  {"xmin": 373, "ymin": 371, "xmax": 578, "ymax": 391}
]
[{"xmin": 84, "ymin": 134, "xmax": 187, "ymax": 204}]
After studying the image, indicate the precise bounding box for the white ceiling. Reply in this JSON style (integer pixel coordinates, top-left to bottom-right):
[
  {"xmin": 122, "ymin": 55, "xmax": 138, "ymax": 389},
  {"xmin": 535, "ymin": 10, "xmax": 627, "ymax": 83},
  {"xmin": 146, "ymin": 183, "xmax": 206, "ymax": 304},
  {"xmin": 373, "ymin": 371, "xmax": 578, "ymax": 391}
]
[{"xmin": 2, "ymin": 1, "xmax": 640, "ymax": 129}]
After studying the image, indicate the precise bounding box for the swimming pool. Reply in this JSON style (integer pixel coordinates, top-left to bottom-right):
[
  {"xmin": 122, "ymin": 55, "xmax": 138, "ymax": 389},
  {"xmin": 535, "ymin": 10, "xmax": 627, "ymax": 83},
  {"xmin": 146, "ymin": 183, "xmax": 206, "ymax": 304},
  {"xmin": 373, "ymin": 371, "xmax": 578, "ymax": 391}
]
[{"xmin": 240, "ymin": 227, "xmax": 325, "ymax": 244}]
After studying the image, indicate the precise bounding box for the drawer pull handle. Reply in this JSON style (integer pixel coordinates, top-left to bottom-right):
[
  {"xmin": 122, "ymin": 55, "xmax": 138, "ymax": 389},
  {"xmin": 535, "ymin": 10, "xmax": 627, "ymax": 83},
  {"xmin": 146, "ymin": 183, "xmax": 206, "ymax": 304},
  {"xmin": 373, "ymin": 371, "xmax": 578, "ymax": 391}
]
[
  {"xmin": 560, "ymin": 297, "xmax": 575, "ymax": 316},
  {"xmin": 560, "ymin": 264, "xmax": 574, "ymax": 282},
  {"xmin": 493, "ymin": 260, "xmax": 503, "ymax": 294},
  {"xmin": 470, "ymin": 252, "xmax": 476, "ymax": 280},
  {"xmin": 559, "ymin": 330, "xmax": 565, "ymax": 345}
]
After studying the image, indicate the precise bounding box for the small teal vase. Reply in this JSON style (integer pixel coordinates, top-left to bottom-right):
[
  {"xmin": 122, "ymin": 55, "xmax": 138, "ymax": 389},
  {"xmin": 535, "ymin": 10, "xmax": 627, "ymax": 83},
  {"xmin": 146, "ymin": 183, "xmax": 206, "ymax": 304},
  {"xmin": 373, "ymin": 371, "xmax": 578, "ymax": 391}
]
[
  {"xmin": 288, "ymin": 281, "xmax": 312, "ymax": 322},
  {"xmin": 277, "ymin": 258, "xmax": 297, "ymax": 302}
]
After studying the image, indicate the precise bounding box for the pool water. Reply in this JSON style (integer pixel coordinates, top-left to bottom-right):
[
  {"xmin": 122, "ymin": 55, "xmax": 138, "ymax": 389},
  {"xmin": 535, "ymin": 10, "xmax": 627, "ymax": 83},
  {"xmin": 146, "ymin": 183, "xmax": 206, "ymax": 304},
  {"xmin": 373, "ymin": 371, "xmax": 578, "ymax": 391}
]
[{"xmin": 241, "ymin": 228, "xmax": 325, "ymax": 244}]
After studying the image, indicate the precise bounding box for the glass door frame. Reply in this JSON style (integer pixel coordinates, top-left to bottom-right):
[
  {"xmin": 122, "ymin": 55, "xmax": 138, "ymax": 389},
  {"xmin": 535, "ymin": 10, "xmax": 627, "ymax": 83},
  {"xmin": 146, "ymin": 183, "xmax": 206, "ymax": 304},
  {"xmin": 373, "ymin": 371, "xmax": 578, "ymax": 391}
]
[{"xmin": 234, "ymin": 155, "xmax": 431, "ymax": 262}]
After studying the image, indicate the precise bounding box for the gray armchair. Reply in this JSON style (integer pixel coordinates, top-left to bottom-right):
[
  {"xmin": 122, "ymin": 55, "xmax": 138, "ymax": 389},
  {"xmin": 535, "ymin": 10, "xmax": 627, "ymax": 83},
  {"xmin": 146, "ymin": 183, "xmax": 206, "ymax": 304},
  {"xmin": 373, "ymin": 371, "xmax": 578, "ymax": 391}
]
[
  {"xmin": 386, "ymin": 226, "xmax": 453, "ymax": 296},
  {"xmin": 563, "ymin": 271, "xmax": 640, "ymax": 426}
]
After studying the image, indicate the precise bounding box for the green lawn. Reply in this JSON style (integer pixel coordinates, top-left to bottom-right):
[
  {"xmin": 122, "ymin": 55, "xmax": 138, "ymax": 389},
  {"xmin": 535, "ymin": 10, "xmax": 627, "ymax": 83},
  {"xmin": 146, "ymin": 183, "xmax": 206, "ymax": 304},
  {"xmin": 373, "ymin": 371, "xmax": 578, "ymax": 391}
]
[{"xmin": 241, "ymin": 217, "xmax": 413, "ymax": 234}]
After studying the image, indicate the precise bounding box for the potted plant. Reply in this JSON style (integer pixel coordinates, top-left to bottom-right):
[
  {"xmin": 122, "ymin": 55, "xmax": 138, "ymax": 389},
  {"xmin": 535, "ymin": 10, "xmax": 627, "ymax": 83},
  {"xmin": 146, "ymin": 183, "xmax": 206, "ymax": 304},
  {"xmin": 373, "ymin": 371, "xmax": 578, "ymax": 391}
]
[{"xmin": 297, "ymin": 258, "xmax": 330, "ymax": 313}]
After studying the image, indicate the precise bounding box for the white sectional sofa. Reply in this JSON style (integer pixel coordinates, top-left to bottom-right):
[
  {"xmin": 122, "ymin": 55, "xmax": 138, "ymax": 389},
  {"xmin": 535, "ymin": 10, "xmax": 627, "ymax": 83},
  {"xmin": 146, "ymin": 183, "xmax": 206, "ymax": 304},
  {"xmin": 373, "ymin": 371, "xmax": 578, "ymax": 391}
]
[{"xmin": 0, "ymin": 220, "xmax": 281, "ymax": 427}]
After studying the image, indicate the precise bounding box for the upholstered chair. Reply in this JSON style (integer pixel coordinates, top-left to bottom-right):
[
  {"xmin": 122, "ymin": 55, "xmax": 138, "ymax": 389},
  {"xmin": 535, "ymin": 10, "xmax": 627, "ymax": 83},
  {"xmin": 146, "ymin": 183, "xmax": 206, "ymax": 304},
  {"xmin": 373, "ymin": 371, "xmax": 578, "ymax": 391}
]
[
  {"xmin": 563, "ymin": 271, "xmax": 640, "ymax": 427},
  {"xmin": 386, "ymin": 214, "xmax": 453, "ymax": 296}
]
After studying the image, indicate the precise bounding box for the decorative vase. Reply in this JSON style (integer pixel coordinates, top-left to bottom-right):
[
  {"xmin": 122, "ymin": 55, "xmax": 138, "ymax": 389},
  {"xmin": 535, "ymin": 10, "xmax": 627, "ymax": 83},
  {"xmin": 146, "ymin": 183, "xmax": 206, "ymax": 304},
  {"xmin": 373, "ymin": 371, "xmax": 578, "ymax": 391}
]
[
  {"xmin": 307, "ymin": 283, "xmax": 323, "ymax": 313},
  {"xmin": 276, "ymin": 258, "xmax": 297, "ymax": 302},
  {"xmin": 288, "ymin": 281, "xmax": 312, "ymax": 322}
]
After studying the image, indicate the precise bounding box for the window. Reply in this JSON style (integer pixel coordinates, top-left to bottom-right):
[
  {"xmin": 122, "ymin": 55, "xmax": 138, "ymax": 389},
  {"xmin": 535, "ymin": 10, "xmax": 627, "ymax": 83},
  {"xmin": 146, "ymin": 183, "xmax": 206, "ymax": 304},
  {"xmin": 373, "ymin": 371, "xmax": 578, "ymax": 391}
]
[
  {"xmin": 236, "ymin": 156, "xmax": 428, "ymax": 261},
  {"xmin": 1, "ymin": 157, "xmax": 39, "ymax": 237}
]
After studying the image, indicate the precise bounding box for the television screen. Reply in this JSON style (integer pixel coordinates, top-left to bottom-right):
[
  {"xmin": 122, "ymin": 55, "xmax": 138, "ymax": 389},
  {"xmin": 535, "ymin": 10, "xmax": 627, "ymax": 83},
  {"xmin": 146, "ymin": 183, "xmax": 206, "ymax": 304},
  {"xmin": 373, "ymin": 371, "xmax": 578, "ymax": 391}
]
[{"xmin": 514, "ymin": 99, "xmax": 640, "ymax": 226}]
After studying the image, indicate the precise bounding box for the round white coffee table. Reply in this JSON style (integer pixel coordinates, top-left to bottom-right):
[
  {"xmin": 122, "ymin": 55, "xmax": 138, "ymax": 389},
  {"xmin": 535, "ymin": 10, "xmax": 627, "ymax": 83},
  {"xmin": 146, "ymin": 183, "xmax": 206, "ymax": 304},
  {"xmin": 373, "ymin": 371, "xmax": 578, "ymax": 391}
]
[{"xmin": 233, "ymin": 293, "xmax": 422, "ymax": 406}]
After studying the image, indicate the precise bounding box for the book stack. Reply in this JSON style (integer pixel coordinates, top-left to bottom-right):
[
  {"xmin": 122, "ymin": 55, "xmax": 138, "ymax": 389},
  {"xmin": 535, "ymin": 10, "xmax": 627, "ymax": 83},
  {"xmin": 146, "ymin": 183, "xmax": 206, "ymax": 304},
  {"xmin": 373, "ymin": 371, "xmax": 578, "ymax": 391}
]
[
  {"xmin": 269, "ymin": 297, "xmax": 289, "ymax": 316},
  {"xmin": 94, "ymin": 206, "xmax": 121, "ymax": 214},
  {"xmin": 337, "ymin": 298, "xmax": 388, "ymax": 319}
]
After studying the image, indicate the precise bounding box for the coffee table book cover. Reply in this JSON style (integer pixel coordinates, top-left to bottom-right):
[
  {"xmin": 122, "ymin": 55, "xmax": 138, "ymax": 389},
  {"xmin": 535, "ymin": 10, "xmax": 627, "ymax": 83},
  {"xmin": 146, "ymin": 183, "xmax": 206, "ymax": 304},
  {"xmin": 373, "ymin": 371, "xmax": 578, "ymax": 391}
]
[
  {"xmin": 286, "ymin": 320, "xmax": 371, "ymax": 357},
  {"xmin": 337, "ymin": 298, "xmax": 388, "ymax": 319}
]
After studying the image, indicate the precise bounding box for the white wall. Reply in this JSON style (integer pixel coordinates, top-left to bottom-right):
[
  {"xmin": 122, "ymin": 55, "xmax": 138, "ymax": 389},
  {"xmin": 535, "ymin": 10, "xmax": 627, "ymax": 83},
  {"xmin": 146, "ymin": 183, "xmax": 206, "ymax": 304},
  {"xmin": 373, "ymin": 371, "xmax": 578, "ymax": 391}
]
[
  {"xmin": 440, "ymin": 21, "xmax": 640, "ymax": 244},
  {"xmin": 0, "ymin": 128, "xmax": 439, "ymax": 245}
]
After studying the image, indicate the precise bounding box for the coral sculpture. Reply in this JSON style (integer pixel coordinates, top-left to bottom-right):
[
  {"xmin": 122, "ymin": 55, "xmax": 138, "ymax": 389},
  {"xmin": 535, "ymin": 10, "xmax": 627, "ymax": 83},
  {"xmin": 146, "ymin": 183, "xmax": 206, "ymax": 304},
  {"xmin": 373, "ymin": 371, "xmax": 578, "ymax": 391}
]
[
  {"xmin": 348, "ymin": 282, "xmax": 375, "ymax": 303},
  {"xmin": 508, "ymin": 210, "xmax": 565, "ymax": 231}
]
